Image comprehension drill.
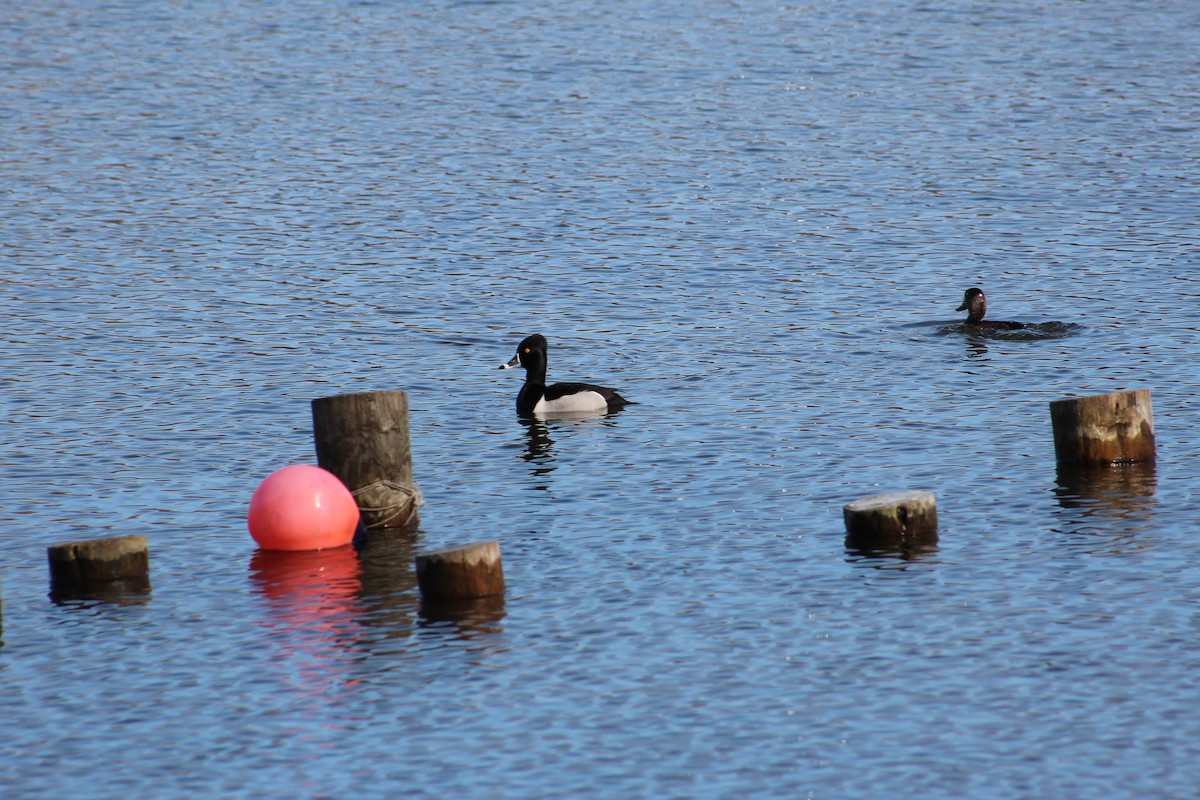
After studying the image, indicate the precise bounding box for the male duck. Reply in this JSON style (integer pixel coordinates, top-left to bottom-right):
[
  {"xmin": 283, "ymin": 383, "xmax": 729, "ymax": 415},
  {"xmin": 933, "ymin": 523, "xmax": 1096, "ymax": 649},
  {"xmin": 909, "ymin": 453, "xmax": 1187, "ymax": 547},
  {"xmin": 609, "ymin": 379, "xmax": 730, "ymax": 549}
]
[
  {"xmin": 957, "ymin": 287, "xmax": 1025, "ymax": 330},
  {"xmin": 500, "ymin": 334, "xmax": 629, "ymax": 417}
]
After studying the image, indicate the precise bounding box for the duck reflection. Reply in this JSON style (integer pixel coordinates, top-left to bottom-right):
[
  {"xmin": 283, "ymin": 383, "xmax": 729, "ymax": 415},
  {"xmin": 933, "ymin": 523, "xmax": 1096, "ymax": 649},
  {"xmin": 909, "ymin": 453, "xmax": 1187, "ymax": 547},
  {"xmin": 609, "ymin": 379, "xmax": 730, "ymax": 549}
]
[
  {"xmin": 1051, "ymin": 461, "xmax": 1158, "ymax": 553},
  {"xmin": 521, "ymin": 417, "xmax": 555, "ymax": 465},
  {"xmin": 519, "ymin": 407, "xmax": 620, "ymax": 473},
  {"xmin": 962, "ymin": 337, "xmax": 990, "ymax": 360}
]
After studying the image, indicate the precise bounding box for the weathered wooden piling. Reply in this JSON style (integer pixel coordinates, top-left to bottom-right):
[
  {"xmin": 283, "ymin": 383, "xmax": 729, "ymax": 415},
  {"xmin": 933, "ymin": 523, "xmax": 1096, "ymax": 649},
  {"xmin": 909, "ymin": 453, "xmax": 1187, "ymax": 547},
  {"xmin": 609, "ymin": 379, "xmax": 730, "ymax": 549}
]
[
  {"xmin": 1049, "ymin": 389, "xmax": 1155, "ymax": 466},
  {"xmin": 312, "ymin": 390, "xmax": 419, "ymax": 529},
  {"xmin": 415, "ymin": 540, "xmax": 505, "ymax": 599},
  {"xmin": 843, "ymin": 490, "xmax": 938, "ymax": 548},
  {"xmin": 47, "ymin": 534, "xmax": 150, "ymax": 594}
]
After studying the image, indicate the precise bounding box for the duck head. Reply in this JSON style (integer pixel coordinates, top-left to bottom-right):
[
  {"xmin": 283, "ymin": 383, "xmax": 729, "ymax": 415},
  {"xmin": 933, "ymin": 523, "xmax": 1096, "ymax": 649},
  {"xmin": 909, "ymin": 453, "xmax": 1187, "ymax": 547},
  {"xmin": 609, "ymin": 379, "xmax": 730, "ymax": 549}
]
[
  {"xmin": 957, "ymin": 288, "xmax": 987, "ymax": 324},
  {"xmin": 500, "ymin": 334, "xmax": 549, "ymax": 376}
]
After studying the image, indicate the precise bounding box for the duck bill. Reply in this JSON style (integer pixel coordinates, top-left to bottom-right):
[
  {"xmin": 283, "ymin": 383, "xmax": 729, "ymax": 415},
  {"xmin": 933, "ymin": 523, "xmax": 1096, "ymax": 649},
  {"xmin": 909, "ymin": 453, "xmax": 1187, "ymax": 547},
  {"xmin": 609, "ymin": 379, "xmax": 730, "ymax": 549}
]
[
  {"xmin": 500, "ymin": 354, "xmax": 520, "ymax": 370},
  {"xmin": 956, "ymin": 303, "xmax": 968, "ymax": 311}
]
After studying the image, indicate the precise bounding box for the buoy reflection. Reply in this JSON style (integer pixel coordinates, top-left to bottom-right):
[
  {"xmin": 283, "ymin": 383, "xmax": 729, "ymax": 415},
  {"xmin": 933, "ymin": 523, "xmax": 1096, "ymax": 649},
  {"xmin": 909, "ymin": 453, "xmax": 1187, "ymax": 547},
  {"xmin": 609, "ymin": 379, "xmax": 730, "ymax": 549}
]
[{"xmin": 249, "ymin": 546, "xmax": 365, "ymax": 695}]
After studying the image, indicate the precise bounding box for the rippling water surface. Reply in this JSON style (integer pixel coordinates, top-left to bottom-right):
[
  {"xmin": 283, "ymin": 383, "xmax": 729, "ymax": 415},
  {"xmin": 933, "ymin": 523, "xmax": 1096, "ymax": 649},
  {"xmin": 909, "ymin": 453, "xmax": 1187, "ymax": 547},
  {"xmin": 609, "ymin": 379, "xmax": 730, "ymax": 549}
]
[{"xmin": 4, "ymin": 1, "xmax": 1200, "ymax": 797}]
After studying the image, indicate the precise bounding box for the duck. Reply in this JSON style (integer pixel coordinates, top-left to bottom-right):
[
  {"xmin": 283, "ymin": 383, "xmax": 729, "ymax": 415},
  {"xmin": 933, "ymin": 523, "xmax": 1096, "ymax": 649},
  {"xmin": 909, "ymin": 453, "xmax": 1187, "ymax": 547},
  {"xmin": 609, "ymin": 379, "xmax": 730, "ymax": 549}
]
[
  {"xmin": 499, "ymin": 334, "xmax": 629, "ymax": 417},
  {"xmin": 956, "ymin": 287, "xmax": 1025, "ymax": 330}
]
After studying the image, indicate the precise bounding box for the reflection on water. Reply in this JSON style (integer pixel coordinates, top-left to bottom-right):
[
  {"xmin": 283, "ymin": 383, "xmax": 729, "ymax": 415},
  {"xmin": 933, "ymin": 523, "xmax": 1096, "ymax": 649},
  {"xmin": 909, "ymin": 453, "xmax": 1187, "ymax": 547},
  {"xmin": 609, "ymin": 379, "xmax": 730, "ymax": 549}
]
[
  {"xmin": 49, "ymin": 575, "xmax": 152, "ymax": 608},
  {"xmin": 904, "ymin": 319, "xmax": 1081, "ymax": 362},
  {"xmin": 520, "ymin": 418, "xmax": 555, "ymax": 469},
  {"xmin": 418, "ymin": 594, "xmax": 507, "ymax": 642},
  {"xmin": 1051, "ymin": 461, "xmax": 1159, "ymax": 553},
  {"xmin": 1054, "ymin": 460, "xmax": 1158, "ymax": 513},
  {"xmin": 249, "ymin": 546, "xmax": 368, "ymax": 695},
  {"xmin": 962, "ymin": 336, "xmax": 991, "ymax": 360},
  {"xmin": 354, "ymin": 524, "xmax": 420, "ymax": 641},
  {"xmin": 249, "ymin": 528, "xmax": 507, "ymax": 678},
  {"xmin": 844, "ymin": 537, "xmax": 939, "ymax": 567},
  {"xmin": 518, "ymin": 410, "xmax": 627, "ymax": 487},
  {"xmin": 6, "ymin": 0, "xmax": 1200, "ymax": 793},
  {"xmin": 249, "ymin": 546, "xmax": 364, "ymax": 611}
]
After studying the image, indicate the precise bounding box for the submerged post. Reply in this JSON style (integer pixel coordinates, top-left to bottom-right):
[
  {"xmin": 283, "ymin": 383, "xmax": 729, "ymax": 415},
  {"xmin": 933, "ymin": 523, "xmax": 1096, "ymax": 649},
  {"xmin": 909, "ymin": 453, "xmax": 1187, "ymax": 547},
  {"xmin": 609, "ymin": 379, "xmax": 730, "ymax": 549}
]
[
  {"xmin": 311, "ymin": 390, "xmax": 419, "ymax": 530},
  {"xmin": 843, "ymin": 490, "xmax": 938, "ymax": 549},
  {"xmin": 415, "ymin": 540, "xmax": 505, "ymax": 599},
  {"xmin": 1049, "ymin": 389, "xmax": 1155, "ymax": 466},
  {"xmin": 48, "ymin": 534, "xmax": 150, "ymax": 595}
]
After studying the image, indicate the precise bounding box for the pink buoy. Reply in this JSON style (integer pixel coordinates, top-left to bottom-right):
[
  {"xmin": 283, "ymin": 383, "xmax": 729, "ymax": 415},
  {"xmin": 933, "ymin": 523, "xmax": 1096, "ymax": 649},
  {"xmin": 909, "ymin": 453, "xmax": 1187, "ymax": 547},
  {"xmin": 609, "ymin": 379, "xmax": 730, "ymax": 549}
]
[{"xmin": 247, "ymin": 464, "xmax": 360, "ymax": 551}]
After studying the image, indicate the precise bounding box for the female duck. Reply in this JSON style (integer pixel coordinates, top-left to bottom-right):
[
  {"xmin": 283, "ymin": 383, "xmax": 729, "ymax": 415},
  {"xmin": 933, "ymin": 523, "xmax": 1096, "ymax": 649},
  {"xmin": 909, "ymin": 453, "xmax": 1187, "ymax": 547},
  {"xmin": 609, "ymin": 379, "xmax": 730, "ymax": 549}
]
[
  {"xmin": 957, "ymin": 287, "xmax": 1025, "ymax": 330},
  {"xmin": 500, "ymin": 334, "xmax": 629, "ymax": 417}
]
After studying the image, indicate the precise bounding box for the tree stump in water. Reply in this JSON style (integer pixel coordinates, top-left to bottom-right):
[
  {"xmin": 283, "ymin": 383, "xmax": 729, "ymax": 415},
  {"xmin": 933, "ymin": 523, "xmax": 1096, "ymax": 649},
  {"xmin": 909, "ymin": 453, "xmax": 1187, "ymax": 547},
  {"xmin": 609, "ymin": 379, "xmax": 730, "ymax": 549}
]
[
  {"xmin": 843, "ymin": 491, "xmax": 938, "ymax": 549},
  {"xmin": 415, "ymin": 540, "xmax": 505, "ymax": 599},
  {"xmin": 48, "ymin": 534, "xmax": 150, "ymax": 594},
  {"xmin": 1049, "ymin": 389, "xmax": 1155, "ymax": 466}
]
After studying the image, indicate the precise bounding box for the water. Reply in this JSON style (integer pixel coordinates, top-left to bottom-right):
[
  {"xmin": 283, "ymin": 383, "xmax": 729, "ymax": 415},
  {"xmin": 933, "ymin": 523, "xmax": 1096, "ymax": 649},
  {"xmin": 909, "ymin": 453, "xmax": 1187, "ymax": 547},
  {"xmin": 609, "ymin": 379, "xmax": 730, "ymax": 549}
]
[{"xmin": 3, "ymin": 0, "xmax": 1200, "ymax": 797}]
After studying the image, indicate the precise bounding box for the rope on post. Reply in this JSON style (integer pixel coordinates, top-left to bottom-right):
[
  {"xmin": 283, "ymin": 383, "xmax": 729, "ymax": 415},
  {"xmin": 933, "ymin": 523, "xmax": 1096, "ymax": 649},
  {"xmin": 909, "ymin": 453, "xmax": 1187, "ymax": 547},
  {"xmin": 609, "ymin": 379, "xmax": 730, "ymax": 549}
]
[{"xmin": 351, "ymin": 480, "xmax": 424, "ymax": 529}]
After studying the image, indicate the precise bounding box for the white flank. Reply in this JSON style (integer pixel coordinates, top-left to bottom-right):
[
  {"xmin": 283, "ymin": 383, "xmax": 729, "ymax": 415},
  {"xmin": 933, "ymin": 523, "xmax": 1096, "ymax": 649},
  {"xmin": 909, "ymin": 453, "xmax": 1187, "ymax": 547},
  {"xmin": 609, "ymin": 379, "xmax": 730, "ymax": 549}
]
[{"xmin": 534, "ymin": 391, "xmax": 608, "ymax": 415}]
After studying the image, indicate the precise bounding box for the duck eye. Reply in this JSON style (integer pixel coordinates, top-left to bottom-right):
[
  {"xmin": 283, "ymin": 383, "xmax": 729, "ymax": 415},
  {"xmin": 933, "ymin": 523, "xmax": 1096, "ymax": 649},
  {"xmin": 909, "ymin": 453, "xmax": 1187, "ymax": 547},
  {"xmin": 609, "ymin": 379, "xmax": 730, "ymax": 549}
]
[{"xmin": 524, "ymin": 347, "xmax": 531, "ymax": 353}]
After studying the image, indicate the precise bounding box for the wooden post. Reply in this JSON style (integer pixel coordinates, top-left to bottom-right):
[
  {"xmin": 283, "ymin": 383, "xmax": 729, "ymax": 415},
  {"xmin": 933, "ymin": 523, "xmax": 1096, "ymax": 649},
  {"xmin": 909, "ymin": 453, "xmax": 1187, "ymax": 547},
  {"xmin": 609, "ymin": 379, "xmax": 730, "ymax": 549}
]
[
  {"xmin": 48, "ymin": 534, "xmax": 149, "ymax": 594},
  {"xmin": 1049, "ymin": 389, "xmax": 1155, "ymax": 466},
  {"xmin": 843, "ymin": 491, "xmax": 938, "ymax": 548},
  {"xmin": 312, "ymin": 390, "xmax": 419, "ymax": 529},
  {"xmin": 415, "ymin": 540, "xmax": 505, "ymax": 599}
]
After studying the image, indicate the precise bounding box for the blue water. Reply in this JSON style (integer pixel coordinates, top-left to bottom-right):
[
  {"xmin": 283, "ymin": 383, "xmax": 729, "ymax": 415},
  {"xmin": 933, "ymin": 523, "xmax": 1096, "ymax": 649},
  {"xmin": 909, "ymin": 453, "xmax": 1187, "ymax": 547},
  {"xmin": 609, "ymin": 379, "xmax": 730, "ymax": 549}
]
[{"xmin": 4, "ymin": 0, "xmax": 1200, "ymax": 797}]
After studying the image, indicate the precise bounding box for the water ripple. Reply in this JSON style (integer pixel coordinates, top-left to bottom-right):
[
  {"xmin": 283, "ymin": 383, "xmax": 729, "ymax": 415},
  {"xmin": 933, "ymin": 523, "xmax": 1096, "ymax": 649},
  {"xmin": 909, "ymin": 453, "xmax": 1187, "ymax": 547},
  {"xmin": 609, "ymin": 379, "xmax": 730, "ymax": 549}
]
[{"xmin": 5, "ymin": 0, "xmax": 1200, "ymax": 797}]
